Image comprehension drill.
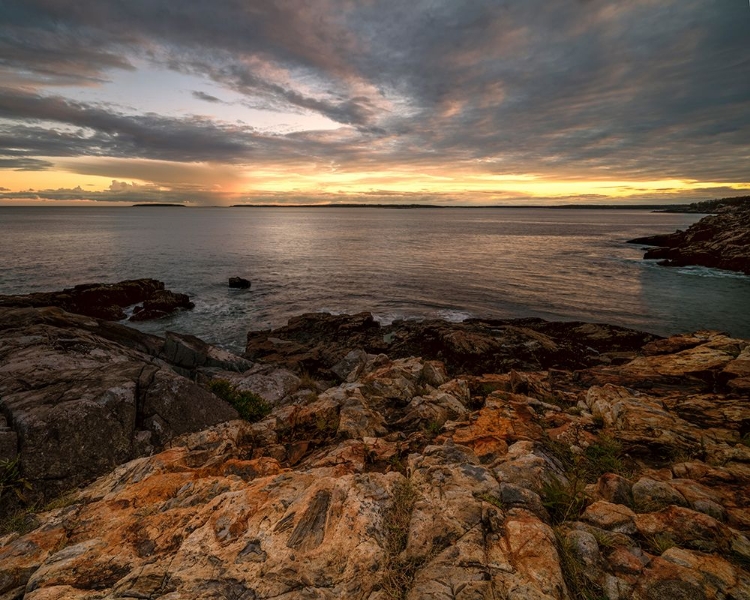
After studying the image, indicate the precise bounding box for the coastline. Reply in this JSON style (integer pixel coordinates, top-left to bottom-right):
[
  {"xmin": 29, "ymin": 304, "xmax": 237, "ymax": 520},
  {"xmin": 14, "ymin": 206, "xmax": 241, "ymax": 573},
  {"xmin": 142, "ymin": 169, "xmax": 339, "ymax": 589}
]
[{"xmin": 1, "ymin": 302, "xmax": 749, "ymax": 598}]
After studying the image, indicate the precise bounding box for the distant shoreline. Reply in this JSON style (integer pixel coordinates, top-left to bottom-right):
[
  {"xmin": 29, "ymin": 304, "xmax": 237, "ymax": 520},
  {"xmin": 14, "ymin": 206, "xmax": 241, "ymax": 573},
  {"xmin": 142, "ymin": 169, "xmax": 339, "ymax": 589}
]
[{"xmin": 230, "ymin": 203, "xmax": 696, "ymax": 210}]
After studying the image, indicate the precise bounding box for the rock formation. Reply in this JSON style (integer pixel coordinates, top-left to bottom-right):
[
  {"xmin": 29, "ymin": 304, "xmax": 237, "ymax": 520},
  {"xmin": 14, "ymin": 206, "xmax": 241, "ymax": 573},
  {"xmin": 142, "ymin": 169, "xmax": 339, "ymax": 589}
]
[
  {"xmin": 0, "ymin": 279, "xmax": 195, "ymax": 321},
  {"xmin": 229, "ymin": 277, "xmax": 252, "ymax": 289},
  {"xmin": 0, "ymin": 307, "xmax": 242, "ymax": 503},
  {"xmin": 245, "ymin": 312, "xmax": 658, "ymax": 378},
  {"xmin": 628, "ymin": 203, "xmax": 750, "ymax": 274},
  {"xmin": 2, "ymin": 312, "xmax": 749, "ymax": 599}
]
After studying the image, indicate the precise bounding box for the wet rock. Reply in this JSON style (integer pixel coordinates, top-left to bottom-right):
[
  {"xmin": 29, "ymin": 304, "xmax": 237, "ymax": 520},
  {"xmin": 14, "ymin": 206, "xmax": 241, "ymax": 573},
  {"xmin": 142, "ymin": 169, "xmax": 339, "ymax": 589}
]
[
  {"xmin": 130, "ymin": 289, "xmax": 194, "ymax": 321},
  {"xmin": 245, "ymin": 312, "xmax": 658, "ymax": 376},
  {"xmin": 228, "ymin": 277, "xmax": 251, "ymax": 289},
  {"xmin": 0, "ymin": 279, "xmax": 193, "ymax": 321}
]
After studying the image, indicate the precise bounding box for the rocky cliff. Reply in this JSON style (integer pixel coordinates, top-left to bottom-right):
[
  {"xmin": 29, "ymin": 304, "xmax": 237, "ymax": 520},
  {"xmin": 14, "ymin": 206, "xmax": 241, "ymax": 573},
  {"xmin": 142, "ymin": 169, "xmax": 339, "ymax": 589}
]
[
  {"xmin": 2, "ymin": 312, "xmax": 749, "ymax": 599},
  {"xmin": 0, "ymin": 307, "xmax": 248, "ymax": 503},
  {"xmin": 629, "ymin": 203, "xmax": 750, "ymax": 274}
]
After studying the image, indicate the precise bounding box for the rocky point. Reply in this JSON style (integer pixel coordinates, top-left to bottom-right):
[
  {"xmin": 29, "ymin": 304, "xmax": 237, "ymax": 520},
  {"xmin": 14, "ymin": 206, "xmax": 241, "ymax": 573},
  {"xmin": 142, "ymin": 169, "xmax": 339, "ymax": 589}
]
[
  {"xmin": 628, "ymin": 203, "xmax": 750, "ymax": 275},
  {"xmin": 0, "ymin": 279, "xmax": 195, "ymax": 322},
  {"xmin": 0, "ymin": 309, "xmax": 749, "ymax": 599}
]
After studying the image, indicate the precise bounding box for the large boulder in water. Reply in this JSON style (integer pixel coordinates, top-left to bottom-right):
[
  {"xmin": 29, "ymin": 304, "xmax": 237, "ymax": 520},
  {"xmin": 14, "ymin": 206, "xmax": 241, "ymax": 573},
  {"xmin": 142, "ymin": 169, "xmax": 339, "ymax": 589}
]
[
  {"xmin": 130, "ymin": 290, "xmax": 195, "ymax": 321},
  {"xmin": 229, "ymin": 276, "xmax": 251, "ymax": 289}
]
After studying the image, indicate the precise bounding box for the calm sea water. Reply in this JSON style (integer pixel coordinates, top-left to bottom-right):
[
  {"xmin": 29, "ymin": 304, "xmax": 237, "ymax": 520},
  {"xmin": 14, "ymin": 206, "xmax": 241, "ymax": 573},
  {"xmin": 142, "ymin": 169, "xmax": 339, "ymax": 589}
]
[{"xmin": 1, "ymin": 207, "xmax": 748, "ymax": 352}]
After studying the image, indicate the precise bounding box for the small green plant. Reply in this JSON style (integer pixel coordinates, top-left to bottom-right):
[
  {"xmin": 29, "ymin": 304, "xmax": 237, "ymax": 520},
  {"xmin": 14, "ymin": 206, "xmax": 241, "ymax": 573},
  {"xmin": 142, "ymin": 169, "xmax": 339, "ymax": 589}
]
[
  {"xmin": 0, "ymin": 457, "xmax": 31, "ymax": 503},
  {"xmin": 590, "ymin": 528, "xmax": 616, "ymax": 550},
  {"xmin": 0, "ymin": 507, "xmax": 39, "ymax": 536},
  {"xmin": 584, "ymin": 435, "xmax": 625, "ymax": 480},
  {"xmin": 297, "ymin": 371, "xmax": 318, "ymax": 391},
  {"xmin": 479, "ymin": 493, "xmax": 505, "ymax": 511},
  {"xmin": 644, "ymin": 533, "xmax": 676, "ymax": 555},
  {"xmin": 542, "ymin": 477, "xmax": 587, "ymax": 525},
  {"xmin": 591, "ymin": 415, "xmax": 605, "ymax": 428},
  {"xmin": 208, "ymin": 380, "xmax": 271, "ymax": 422},
  {"xmin": 388, "ymin": 453, "xmax": 406, "ymax": 475},
  {"xmin": 423, "ymin": 420, "xmax": 442, "ymax": 438}
]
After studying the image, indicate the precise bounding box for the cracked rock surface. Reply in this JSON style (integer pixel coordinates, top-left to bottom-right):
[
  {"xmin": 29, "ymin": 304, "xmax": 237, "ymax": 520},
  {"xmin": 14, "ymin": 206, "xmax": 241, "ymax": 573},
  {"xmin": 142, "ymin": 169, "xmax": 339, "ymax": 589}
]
[{"xmin": 2, "ymin": 316, "xmax": 749, "ymax": 599}]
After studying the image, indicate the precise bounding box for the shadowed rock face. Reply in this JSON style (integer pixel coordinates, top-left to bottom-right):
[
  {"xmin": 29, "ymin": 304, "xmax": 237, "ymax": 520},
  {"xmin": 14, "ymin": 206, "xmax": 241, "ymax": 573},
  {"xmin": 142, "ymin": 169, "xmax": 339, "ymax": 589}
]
[
  {"xmin": 245, "ymin": 312, "xmax": 659, "ymax": 378},
  {"xmin": 0, "ymin": 278, "xmax": 195, "ymax": 321},
  {"xmin": 0, "ymin": 307, "xmax": 238, "ymax": 502},
  {"xmin": 628, "ymin": 204, "xmax": 750, "ymax": 274},
  {"xmin": 2, "ymin": 317, "xmax": 749, "ymax": 599}
]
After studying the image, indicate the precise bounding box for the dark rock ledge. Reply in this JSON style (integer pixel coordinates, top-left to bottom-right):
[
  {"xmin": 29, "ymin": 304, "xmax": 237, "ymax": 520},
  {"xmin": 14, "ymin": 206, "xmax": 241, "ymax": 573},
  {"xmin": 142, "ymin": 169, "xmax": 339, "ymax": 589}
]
[{"xmin": 0, "ymin": 278, "xmax": 195, "ymax": 321}]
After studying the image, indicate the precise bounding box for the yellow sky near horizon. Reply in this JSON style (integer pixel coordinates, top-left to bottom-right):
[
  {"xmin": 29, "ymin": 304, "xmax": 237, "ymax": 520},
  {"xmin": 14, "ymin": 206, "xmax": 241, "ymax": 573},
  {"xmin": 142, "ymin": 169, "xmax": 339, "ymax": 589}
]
[{"xmin": 3, "ymin": 158, "xmax": 749, "ymax": 206}]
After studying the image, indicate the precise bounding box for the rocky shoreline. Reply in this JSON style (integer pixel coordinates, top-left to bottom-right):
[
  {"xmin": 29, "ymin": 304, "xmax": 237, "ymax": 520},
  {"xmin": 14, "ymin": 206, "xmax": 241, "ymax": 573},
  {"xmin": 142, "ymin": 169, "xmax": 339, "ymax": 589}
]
[
  {"xmin": 0, "ymin": 279, "xmax": 195, "ymax": 322},
  {"xmin": 629, "ymin": 203, "xmax": 750, "ymax": 274},
  {"xmin": 1, "ymin": 302, "xmax": 749, "ymax": 599}
]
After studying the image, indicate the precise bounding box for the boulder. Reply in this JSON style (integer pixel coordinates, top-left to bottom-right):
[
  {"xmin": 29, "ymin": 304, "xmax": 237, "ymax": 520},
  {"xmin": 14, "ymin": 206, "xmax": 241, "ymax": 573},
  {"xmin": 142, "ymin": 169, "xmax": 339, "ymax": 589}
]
[
  {"xmin": 0, "ymin": 306, "xmax": 238, "ymax": 503},
  {"xmin": 160, "ymin": 331, "xmax": 251, "ymax": 373},
  {"xmin": 228, "ymin": 277, "xmax": 251, "ymax": 289},
  {"xmin": 130, "ymin": 290, "xmax": 194, "ymax": 321}
]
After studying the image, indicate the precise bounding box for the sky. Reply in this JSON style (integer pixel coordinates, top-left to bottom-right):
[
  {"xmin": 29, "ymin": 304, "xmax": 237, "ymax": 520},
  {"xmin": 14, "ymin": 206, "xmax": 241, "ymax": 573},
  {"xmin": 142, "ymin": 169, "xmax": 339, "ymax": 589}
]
[{"xmin": 0, "ymin": 0, "xmax": 749, "ymax": 206}]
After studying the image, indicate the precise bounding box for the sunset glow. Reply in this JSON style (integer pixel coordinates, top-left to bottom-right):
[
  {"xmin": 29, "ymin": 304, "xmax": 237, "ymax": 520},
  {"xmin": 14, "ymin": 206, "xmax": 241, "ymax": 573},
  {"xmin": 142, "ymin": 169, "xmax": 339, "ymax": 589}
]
[{"xmin": 1, "ymin": 1, "xmax": 749, "ymax": 205}]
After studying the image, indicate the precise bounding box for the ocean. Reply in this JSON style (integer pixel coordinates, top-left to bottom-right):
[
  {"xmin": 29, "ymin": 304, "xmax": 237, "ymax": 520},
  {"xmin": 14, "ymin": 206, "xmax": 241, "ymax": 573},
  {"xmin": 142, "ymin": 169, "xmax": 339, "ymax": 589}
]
[{"xmin": 1, "ymin": 206, "xmax": 748, "ymax": 353}]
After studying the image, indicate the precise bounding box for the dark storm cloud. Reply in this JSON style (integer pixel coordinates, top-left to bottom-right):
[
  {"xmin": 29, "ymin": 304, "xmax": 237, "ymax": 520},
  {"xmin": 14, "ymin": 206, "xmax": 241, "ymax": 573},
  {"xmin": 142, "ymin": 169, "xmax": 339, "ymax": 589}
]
[
  {"xmin": 0, "ymin": 88, "xmax": 259, "ymax": 163},
  {"xmin": 0, "ymin": 0, "xmax": 749, "ymax": 184},
  {"xmin": 191, "ymin": 91, "xmax": 223, "ymax": 104}
]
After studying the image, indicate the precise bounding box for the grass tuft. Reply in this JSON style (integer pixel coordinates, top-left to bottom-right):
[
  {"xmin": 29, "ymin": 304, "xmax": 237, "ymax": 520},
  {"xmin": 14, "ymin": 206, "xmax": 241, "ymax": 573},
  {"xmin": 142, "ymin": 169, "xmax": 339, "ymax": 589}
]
[
  {"xmin": 381, "ymin": 479, "xmax": 423, "ymax": 599},
  {"xmin": 542, "ymin": 477, "xmax": 587, "ymax": 525},
  {"xmin": 208, "ymin": 379, "xmax": 271, "ymax": 422}
]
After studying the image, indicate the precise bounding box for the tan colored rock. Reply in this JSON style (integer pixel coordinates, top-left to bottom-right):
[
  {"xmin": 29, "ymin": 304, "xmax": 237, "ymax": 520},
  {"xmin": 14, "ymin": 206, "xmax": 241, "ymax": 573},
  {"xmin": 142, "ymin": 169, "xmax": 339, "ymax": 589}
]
[
  {"xmin": 581, "ymin": 501, "xmax": 637, "ymax": 534},
  {"xmin": 635, "ymin": 506, "xmax": 733, "ymax": 554}
]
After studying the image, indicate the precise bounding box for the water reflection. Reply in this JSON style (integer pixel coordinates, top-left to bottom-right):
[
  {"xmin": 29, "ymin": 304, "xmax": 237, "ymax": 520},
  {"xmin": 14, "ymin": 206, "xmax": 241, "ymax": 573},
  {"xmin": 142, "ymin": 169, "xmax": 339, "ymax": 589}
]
[{"xmin": 1, "ymin": 206, "xmax": 748, "ymax": 352}]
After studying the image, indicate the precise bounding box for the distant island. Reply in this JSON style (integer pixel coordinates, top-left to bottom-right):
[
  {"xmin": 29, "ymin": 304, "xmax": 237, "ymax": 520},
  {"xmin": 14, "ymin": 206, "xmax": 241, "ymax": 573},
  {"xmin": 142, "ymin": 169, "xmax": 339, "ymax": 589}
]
[
  {"xmin": 231, "ymin": 203, "xmax": 444, "ymax": 209},
  {"xmin": 132, "ymin": 203, "xmax": 186, "ymax": 207},
  {"xmin": 230, "ymin": 198, "xmax": 750, "ymax": 210}
]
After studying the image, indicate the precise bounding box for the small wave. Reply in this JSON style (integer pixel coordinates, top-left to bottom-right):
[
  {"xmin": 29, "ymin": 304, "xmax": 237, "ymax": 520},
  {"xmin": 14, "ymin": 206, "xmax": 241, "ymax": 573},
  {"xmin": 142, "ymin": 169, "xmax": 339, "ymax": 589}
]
[
  {"xmin": 674, "ymin": 266, "xmax": 748, "ymax": 279},
  {"xmin": 436, "ymin": 309, "xmax": 474, "ymax": 322}
]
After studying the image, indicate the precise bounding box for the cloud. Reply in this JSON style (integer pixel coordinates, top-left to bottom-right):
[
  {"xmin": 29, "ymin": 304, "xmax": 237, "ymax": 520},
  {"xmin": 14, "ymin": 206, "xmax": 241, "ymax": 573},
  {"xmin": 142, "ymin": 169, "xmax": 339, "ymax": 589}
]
[
  {"xmin": 0, "ymin": 0, "xmax": 748, "ymax": 197},
  {"xmin": 0, "ymin": 156, "xmax": 54, "ymax": 171},
  {"xmin": 191, "ymin": 90, "xmax": 222, "ymax": 103}
]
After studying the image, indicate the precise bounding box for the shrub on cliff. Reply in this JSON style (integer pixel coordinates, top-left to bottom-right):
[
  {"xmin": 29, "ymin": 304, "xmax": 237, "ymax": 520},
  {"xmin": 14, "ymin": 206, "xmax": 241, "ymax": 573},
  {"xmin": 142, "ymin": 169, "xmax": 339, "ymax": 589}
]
[
  {"xmin": 208, "ymin": 380, "xmax": 271, "ymax": 422},
  {"xmin": 0, "ymin": 457, "xmax": 31, "ymax": 503}
]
